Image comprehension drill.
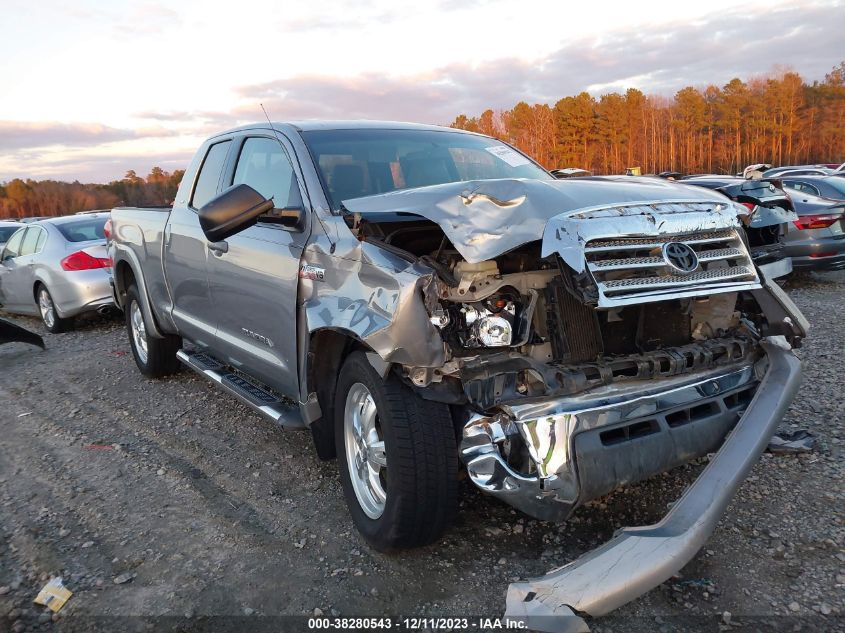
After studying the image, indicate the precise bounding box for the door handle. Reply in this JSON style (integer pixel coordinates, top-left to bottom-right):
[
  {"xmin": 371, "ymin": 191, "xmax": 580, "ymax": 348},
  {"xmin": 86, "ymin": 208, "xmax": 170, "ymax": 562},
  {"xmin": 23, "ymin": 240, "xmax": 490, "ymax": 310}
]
[{"xmin": 207, "ymin": 241, "xmax": 229, "ymax": 255}]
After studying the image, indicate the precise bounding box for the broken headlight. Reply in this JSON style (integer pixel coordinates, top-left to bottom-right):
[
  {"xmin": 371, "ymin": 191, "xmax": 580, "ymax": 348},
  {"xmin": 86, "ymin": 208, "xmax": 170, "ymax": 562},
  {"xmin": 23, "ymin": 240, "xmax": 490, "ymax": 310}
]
[
  {"xmin": 464, "ymin": 305, "xmax": 513, "ymax": 347},
  {"xmin": 431, "ymin": 294, "xmax": 518, "ymax": 349}
]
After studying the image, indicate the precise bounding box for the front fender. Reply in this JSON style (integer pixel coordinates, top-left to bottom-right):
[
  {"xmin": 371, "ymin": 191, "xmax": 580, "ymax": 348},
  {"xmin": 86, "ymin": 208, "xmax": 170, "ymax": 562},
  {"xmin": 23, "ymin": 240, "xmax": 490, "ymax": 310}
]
[{"xmin": 299, "ymin": 240, "xmax": 445, "ymax": 368}]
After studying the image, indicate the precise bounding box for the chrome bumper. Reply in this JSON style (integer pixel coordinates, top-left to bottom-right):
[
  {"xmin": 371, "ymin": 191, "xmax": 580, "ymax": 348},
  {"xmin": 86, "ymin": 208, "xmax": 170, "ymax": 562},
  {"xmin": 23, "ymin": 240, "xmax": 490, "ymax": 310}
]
[
  {"xmin": 502, "ymin": 339, "xmax": 801, "ymax": 632},
  {"xmin": 460, "ymin": 359, "xmax": 761, "ymax": 522}
]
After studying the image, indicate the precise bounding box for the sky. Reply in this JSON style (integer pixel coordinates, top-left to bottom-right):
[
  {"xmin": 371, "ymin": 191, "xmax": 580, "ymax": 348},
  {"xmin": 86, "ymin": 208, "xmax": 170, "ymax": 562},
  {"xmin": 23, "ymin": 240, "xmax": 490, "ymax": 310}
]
[{"xmin": 1, "ymin": 0, "xmax": 843, "ymax": 183}]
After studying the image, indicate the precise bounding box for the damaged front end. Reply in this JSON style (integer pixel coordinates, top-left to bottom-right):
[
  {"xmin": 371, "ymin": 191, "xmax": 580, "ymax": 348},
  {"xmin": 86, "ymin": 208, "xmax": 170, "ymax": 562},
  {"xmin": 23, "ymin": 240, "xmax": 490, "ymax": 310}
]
[{"xmin": 340, "ymin": 178, "xmax": 806, "ymax": 628}]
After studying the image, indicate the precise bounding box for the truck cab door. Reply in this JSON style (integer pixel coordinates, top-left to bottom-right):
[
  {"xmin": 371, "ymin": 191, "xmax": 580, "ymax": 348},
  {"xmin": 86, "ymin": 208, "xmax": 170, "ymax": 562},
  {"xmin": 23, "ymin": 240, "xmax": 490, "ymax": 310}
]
[
  {"xmin": 205, "ymin": 134, "xmax": 311, "ymax": 398},
  {"xmin": 165, "ymin": 139, "xmax": 232, "ymax": 348}
]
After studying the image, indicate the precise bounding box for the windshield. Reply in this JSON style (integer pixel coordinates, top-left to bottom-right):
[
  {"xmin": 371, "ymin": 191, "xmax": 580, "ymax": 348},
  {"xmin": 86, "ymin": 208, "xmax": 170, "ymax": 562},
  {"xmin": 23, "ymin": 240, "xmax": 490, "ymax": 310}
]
[
  {"xmin": 301, "ymin": 128, "xmax": 552, "ymax": 210},
  {"xmin": 55, "ymin": 217, "xmax": 107, "ymax": 242}
]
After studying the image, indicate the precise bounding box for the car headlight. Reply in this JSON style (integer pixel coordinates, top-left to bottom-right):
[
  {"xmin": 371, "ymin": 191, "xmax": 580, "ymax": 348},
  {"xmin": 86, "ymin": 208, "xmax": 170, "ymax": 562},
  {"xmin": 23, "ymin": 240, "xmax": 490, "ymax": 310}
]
[{"xmin": 473, "ymin": 315, "xmax": 512, "ymax": 346}]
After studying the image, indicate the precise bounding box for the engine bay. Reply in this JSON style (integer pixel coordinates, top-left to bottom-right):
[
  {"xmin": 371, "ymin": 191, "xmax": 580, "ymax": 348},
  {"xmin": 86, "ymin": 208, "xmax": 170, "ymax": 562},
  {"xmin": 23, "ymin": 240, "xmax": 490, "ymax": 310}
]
[{"xmin": 350, "ymin": 215, "xmax": 792, "ymax": 412}]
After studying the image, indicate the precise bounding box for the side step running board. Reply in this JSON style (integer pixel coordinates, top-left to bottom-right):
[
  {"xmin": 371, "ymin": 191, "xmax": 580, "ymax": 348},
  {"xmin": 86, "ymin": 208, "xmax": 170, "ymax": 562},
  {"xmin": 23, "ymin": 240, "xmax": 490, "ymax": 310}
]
[{"xmin": 176, "ymin": 349, "xmax": 305, "ymax": 429}]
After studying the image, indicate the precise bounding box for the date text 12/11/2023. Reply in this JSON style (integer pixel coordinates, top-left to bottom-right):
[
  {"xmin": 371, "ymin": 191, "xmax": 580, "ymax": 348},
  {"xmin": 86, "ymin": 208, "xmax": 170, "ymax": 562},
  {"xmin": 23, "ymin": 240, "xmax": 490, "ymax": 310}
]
[{"xmin": 307, "ymin": 617, "xmax": 527, "ymax": 630}]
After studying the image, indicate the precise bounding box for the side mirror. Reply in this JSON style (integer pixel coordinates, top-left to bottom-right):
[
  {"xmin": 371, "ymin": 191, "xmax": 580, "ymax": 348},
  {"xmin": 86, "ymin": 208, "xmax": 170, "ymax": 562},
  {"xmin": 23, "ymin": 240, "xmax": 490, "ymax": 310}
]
[
  {"xmin": 267, "ymin": 206, "xmax": 306, "ymax": 232},
  {"xmin": 198, "ymin": 184, "xmax": 274, "ymax": 242}
]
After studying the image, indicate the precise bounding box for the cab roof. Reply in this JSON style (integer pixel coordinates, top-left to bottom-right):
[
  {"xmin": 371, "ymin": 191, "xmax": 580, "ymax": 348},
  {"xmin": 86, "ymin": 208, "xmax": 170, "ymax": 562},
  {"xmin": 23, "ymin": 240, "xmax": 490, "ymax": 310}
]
[{"xmin": 212, "ymin": 120, "xmax": 482, "ymax": 138}]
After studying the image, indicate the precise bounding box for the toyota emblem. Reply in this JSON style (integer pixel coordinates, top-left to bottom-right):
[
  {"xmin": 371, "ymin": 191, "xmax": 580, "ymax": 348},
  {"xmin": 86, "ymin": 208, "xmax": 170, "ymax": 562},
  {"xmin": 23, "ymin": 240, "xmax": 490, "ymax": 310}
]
[{"xmin": 662, "ymin": 242, "xmax": 699, "ymax": 274}]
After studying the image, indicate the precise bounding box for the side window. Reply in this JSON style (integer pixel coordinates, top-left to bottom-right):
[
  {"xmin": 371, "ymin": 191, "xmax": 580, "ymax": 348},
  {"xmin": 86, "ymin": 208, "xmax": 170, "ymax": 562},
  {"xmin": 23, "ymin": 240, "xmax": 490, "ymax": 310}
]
[
  {"xmin": 20, "ymin": 227, "xmax": 40, "ymax": 256},
  {"xmin": 35, "ymin": 228, "xmax": 47, "ymax": 253},
  {"xmin": 232, "ymin": 137, "xmax": 304, "ymax": 220},
  {"xmin": 1, "ymin": 228, "xmax": 26, "ymax": 261},
  {"xmin": 191, "ymin": 141, "xmax": 231, "ymax": 209}
]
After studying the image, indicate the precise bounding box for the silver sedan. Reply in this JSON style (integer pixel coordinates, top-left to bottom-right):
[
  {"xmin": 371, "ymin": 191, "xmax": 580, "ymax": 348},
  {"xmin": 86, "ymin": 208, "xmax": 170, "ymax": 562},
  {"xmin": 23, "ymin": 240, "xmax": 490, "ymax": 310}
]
[{"xmin": 0, "ymin": 213, "xmax": 114, "ymax": 332}]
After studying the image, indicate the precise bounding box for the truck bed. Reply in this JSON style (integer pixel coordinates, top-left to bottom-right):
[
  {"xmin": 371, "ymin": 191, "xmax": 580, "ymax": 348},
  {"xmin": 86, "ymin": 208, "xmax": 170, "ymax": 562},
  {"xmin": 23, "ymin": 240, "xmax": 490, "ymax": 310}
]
[{"xmin": 109, "ymin": 206, "xmax": 173, "ymax": 328}]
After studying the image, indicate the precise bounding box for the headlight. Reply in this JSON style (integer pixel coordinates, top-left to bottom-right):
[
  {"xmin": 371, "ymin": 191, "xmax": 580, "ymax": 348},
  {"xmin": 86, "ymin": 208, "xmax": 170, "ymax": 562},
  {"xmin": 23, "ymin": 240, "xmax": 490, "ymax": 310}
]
[
  {"xmin": 430, "ymin": 295, "xmax": 520, "ymax": 349},
  {"xmin": 473, "ymin": 315, "xmax": 512, "ymax": 346}
]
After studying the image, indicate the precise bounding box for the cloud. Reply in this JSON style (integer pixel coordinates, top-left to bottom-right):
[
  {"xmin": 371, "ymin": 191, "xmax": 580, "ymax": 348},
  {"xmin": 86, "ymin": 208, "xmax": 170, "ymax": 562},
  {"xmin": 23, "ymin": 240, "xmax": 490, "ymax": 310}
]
[
  {"xmin": 112, "ymin": 2, "xmax": 181, "ymax": 35},
  {"xmin": 0, "ymin": 148, "xmax": 195, "ymax": 183},
  {"xmin": 237, "ymin": 2, "xmax": 842, "ymax": 123},
  {"xmin": 0, "ymin": 121, "xmax": 175, "ymax": 152},
  {"xmin": 4, "ymin": 1, "xmax": 842, "ymax": 182}
]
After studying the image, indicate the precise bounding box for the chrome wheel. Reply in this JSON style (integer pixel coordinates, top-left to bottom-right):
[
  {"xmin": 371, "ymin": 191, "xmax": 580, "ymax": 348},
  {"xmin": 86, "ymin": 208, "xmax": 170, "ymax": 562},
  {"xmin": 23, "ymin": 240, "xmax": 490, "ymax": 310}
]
[
  {"xmin": 343, "ymin": 383, "xmax": 387, "ymax": 519},
  {"xmin": 130, "ymin": 301, "xmax": 149, "ymax": 364},
  {"xmin": 38, "ymin": 288, "xmax": 55, "ymax": 328}
]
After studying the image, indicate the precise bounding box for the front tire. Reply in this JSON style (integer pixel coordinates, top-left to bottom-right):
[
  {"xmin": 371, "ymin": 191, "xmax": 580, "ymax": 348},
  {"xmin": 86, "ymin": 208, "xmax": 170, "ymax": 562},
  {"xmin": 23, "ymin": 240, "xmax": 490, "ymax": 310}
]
[
  {"xmin": 125, "ymin": 284, "xmax": 181, "ymax": 378},
  {"xmin": 335, "ymin": 352, "xmax": 458, "ymax": 551},
  {"xmin": 36, "ymin": 285, "xmax": 73, "ymax": 333}
]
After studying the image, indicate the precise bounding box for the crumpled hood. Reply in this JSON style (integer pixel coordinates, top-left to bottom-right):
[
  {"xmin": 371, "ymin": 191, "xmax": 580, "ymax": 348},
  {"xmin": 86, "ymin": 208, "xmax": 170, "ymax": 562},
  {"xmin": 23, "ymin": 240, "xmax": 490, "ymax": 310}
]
[{"xmin": 343, "ymin": 177, "xmax": 737, "ymax": 265}]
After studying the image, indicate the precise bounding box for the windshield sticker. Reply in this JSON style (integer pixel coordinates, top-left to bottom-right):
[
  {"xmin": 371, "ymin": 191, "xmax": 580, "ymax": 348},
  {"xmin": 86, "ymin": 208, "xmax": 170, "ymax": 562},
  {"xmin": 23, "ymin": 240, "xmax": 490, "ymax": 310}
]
[{"xmin": 485, "ymin": 145, "xmax": 531, "ymax": 167}]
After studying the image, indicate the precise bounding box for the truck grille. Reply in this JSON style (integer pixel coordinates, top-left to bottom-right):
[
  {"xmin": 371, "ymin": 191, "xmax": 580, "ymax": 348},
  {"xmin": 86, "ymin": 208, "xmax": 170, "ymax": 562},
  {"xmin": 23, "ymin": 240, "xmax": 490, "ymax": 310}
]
[{"xmin": 585, "ymin": 228, "xmax": 759, "ymax": 306}]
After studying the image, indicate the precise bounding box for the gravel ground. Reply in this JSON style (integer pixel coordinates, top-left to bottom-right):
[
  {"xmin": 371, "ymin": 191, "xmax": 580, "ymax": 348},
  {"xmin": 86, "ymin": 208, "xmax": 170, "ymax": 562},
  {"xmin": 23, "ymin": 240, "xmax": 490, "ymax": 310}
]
[{"xmin": 0, "ymin": 271, "xmax": 843, "ymax": 633}]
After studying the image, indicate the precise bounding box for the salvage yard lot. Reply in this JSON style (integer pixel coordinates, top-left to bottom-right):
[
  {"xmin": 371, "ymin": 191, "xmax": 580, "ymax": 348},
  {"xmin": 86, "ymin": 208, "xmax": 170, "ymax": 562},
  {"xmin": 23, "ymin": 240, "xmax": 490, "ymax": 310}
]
[{"xmin": 0, "ymin": 272, "xmax": 843, "ymax": 632}]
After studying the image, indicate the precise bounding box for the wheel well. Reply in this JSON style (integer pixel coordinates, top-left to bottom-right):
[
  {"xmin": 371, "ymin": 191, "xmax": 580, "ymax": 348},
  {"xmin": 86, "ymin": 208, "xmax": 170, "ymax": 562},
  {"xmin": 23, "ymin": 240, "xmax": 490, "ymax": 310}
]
[
  {"xmin": 32, "ymin": 281, "xmax": 45, "ymax": 302},
  {"xmin": 307, "ymin": 329, "xmax": 371, "ymax": 460},
  {"xmin": 114, "ymin": 260, "xmax": 137, "ymax": 305}
]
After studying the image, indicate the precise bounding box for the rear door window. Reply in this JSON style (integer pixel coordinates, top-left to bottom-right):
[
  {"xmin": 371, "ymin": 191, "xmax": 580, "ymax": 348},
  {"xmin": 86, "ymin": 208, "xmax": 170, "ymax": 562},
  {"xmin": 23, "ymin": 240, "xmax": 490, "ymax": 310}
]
[
  {"xmin": 191, "ymin": 141, "xmax": 232, "ymax": 209},
  {"xmin": 19, "ymin": 227, "xmax": 40, "ymax": 255},
  {"xmin": 786, "ymin": 181, "xmax": 818, "ymax": 195}
]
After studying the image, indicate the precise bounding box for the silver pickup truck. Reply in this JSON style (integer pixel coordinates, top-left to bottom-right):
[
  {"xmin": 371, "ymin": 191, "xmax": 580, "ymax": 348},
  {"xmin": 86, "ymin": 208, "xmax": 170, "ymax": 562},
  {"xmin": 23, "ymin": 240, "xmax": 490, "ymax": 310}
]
[{"xmin": 109, "ymin": 121, "xmax": 807, "ymax": 629}]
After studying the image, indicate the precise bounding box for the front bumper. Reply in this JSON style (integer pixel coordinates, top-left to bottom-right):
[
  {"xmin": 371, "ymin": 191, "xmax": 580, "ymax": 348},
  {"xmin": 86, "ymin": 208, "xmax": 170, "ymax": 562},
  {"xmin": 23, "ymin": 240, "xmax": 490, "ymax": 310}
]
[
  {"xmin": 502, "ymin": 339, "xmax": 801, "ymax": 632},
  {"xmin": 461, "ymin": 359, "xmax": 761, "ymax": 523}
]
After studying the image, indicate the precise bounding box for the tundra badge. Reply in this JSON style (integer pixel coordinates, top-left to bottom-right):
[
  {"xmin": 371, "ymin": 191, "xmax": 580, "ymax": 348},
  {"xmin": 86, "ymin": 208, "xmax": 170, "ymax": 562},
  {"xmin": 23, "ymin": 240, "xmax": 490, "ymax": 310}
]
[{"xmin": 242, "ymin": 328, "xmax": 274, "ymax": 348}]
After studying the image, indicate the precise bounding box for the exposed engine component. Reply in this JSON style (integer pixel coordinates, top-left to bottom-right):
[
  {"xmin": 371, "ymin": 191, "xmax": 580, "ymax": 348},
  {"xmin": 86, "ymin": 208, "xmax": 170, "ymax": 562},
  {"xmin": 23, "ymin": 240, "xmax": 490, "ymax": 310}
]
[{"xmin": 427, "ymin": 258, "xmax": 524, "ymax": 350}]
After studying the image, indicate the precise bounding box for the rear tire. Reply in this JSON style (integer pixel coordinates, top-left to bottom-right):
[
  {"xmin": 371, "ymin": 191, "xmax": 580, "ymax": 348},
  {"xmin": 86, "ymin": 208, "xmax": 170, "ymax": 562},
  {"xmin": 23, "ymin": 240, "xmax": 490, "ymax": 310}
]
[
  {"xmin": 125, "ymin": 284, "xmax": 181, "ymax": 378},
  {"xmin": 36, "ymin": 284, "xmax": 73, "ymax": 333},
  {"xmin": 335, "ymin": 351, "xmax": 458, "ymax": 551}
]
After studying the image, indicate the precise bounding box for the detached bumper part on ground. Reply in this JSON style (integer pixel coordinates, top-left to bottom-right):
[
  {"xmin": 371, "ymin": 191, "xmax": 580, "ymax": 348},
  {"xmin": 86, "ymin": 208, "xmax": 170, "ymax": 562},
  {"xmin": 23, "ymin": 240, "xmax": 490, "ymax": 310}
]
[
  {"xmin": 0, "ymin": 317, "xmax": 44, "ymax": 348},
  {"xmin": 502, "ymin": 339, "xmax": 802, "ymax": 633}
]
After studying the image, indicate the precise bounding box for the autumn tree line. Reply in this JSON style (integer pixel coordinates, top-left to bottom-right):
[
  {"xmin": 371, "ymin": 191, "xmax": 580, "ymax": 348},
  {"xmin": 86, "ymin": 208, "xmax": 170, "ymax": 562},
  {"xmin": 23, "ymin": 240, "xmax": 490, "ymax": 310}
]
[
  {"xmin": 0, "ymin": 168, "xmax": 184, "ymax": 220},
  {"xmin": 3, "ymin": 63, "xmax": 845, "ymax": 219},
  {"xmin": 451, "ymin": 63, "xmax": 845, "ymax": 176}
]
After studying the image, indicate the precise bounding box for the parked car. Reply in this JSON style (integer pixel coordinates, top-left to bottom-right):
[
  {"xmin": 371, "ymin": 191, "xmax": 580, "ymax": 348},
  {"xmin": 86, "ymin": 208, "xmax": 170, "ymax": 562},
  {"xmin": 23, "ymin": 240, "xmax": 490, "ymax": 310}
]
[
  {"xmin": 0, "ymin": 220, "xmax": 24, "ymax": 252},
  {"xmin": 762, "ymin": 165, "xmax": 835, "ymax": 179},
  {"xmin": 780, "ymin": 174, "xmax": 845, "ymax": 201},
  {"xmin": 0, "ymin": 213, "xmax": 113, "ymax": 332},
  {"xmin": 109, "ymin": 121, "xmax": 805, "ymax": 628},
  {"xmin": 782, "ymin": 186, "xmax": 845, "ymax": 271},
  {"xmin": 681, "ymin": 175, "xmax": 797, "ymax": 278}
]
